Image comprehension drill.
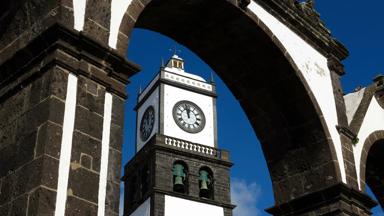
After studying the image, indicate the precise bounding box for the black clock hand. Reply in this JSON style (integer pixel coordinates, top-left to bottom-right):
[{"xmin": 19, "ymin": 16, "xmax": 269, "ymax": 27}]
[{"xmin": 185, "ymin": 105, "xmax": 190, "ymax": 118}]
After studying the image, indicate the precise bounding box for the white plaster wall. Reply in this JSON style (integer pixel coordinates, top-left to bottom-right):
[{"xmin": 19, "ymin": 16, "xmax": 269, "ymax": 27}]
[
  {"xmin": 164, "ymin": 195, "xmax": 224, "ymax": 216},
  {"xmin": 109, "ymin": 0, "xmax": 133, "ymax": 48},
  {"xmin": 247, "ymin": 2, "xmax": 346, "ymax": 182},
  {"xmin": 129, "ymin": 198, "xmax": 151, "ymax": 216},
  {"xmin": 54, "ymin": 73, "xmax": 78, "ymax": 216},
  {"xmin": 163, "ymin": 85, "xmax": 215, "ymax": 147},
  {"xmin": 73, "ymin": 0, "xmax": 87, "ymax": 31},
  {"xmin": 98, "ymin": 92, "xmax": 113, "ymax": 216},
  {"xmin": 353, "ymin": 97, "xmax": 384, "ymax": 189},
  {"xmin": 136, "ymin": 87, "xmax": 160, "ymax": 151},
  {"xmin": 344, "ymin": 88, "xmax": 366, "ymax": 124}
]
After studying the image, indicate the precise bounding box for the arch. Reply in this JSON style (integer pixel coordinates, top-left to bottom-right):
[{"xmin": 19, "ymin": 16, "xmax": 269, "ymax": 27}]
[
  {"xmin": 360, "ymin": 131, "xmax": 384, "ymax": 208},
  {"xmin": 116, "ymin": 0, "xmax": 343, "ymax": 205}
]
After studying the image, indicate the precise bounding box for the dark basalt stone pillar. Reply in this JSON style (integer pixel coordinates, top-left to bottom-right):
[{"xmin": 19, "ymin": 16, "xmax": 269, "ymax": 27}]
[{"xmin": 0, "ymin": 24, "xmax": 140, "ymax": 216}]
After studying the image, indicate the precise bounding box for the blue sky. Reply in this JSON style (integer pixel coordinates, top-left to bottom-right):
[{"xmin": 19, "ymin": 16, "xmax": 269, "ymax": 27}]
[{"xmin": 121, "ymin": 1, "xmax": 384, "ymax": 215}]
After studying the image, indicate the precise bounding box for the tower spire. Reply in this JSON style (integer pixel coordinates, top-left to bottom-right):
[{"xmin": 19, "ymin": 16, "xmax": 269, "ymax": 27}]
[{"xmin": 210, "ymin": 71, "xmax": 215, "ymax": 84}]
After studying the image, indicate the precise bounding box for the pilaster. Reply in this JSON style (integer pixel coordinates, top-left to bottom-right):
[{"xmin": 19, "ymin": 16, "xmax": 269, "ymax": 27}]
[{"xmin": 0, "ymin": 24, "xmax": 139, "ymax": 215}]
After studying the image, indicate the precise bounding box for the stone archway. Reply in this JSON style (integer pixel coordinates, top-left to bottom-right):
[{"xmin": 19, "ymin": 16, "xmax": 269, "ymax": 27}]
[
  {"xmin": 0, "ymin": 0, "xmax": 378, "ymax": 215},
  {"xmin": 360, "ymin": 131, "xmax": 384, "ymax": 209},
  {"xmin": 118, "ymin": 0, "xmax": 341, "ymax": 207}
]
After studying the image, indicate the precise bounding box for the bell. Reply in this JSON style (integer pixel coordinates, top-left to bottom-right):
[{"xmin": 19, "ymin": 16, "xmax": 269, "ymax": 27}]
[
  {"xmin": 200, "ymin": 179, "xmax": 209, "ymax": 191},
  {"xmin": 174, "ymin": 176, "xmax": 184, "ymax": 187},
  {"xmin": 173, "ymin": 164, "xmax": 186, "ymax": 187},
  {"xmin": 199, "ymin": 170, "xmax": 211, "ymax": 191}
]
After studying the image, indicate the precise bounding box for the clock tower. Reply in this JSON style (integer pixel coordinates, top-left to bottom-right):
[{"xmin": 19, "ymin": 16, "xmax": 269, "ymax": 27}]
[{"xmin": 122, "ymin": 55, "xmax": 234, "ymax": 216}]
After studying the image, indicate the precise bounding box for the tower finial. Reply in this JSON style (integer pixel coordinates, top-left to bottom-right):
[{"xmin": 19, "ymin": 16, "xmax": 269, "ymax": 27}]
[
  {"xmin": 169, "ymin": 45, "xmax": 181, "ymax": 56},
  {"xmin": 161, "ymin": 57, "xmax": 165, "ymax": 67},
  {"xmin": 139, "ymin": 85, "xmax": 142, "ymax": 94},
  {"xmin": 210, "ymin": 71, "xmax": 215, "ymax": 84}
]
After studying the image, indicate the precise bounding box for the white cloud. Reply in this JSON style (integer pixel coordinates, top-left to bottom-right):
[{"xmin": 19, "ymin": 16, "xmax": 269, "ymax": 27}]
[{"xmin": 231, "ymin": 179, "xmax": 262, "ymax": 216}]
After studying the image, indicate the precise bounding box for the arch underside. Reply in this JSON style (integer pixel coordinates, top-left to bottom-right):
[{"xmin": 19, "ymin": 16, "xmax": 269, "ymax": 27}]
[
  {"xmin": 131, "ymin": 0, "xmax": 340, "ymax": 204},
  {"xmin": 365, "ymin": 140, "xmax": 384, "ymax": 209}
]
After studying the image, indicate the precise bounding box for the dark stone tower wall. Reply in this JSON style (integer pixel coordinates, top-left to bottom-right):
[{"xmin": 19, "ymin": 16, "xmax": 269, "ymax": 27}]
[
  {"xmin": 0, "ymin": 66, "xmax": 67, "ymax": 215},
  {"xmin": 122, "ymin": 135, "xmax": 234, "ymax": 216}
]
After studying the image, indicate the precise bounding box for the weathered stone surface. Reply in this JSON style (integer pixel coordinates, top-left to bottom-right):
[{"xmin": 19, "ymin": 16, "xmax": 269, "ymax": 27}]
[
  {"xmin": 77, "ymin": 76, "xmax": 106, "ymax": 116},
  {"xmin": 35, "ymin": 121, "xmax": 63, "ymax": 159},
  {"xmin": 28, "ymin": 187, "xmax": 57, "ymax": 216},
  {"xmin": 74, "ymin": 105, "xmax": 104, "ymax": 140},
  {"xmin": 110, "ymin": 123, "xmax": 124, "ymax": 150},
  {"xmin": 66, "ymin": 196, "xmax": 98, "ymax": 216},
  {"xmin": 83, "ymin": 0, "xmax": 112, "ymax": 44},
  {"xmin": 0, "ymin": 20, "xmax": 136, "ymax": 216},
  {"xmin": 68, "ymin": 167, "xmax": 100, "ymax": 204},
  {"xmin": 10, "ymin": 194, "xmax": 28, "ymax": 216},
  {"xmin": 266, "ymin": 183, "xmax": 377, "ymax": 216},
  {"xmin": 105, "ymin": 181, "xmax": 120, "ymax": 214},
  {"xmin": 71, "ymin": 131, "xmax": 102, "ymax": 172},
  {"xmin": 111, "ymin": 95, "xmax": 125, "ymax": 127},
  {"xmin": 107, "ymin": 149, "xmax": 122, "ymax": 183}
]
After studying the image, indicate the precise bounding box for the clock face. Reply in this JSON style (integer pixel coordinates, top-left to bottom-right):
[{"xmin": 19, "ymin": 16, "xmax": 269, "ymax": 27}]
[
  {"xmin": 172, "ymin": 101, "xmax": 205, "ymax": 133},
  {"xmin": 140, "ymin": 106, "xmax": 155, "ymax": 141}
]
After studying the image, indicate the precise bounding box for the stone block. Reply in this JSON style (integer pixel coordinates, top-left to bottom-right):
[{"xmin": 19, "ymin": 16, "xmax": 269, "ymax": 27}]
[
  {"xmin": 0, "ymin": 157, "xmax": 43, "ymax": 204},
  {"xmin": 80, "ymin": 153, "xmax": 93, "ymax": 170},
  {"xmin": 0, "ymin": 129, "xmax": 36, "ymax": 177},
  {"xmin": 35, "ymin": 121, "xmax": 63, "ymax": 159},
  {"xmin": 110, "ymin": 123, "xmax": 123, "ymax": 151},
  {"xmin": 74, "ymin": 106, "xmax": 103, "ymax": 140},
  {"xmin": 27, "ymin": 187, "xmax": 56, "ymax": 216},
  {"xmin": 41, "ymin": 155, "xmax": 59, "ymax": 189},
  {"xmin": 0, "ymin": 202, "xmax": 9, "ymax": 215},
  {"xmin": 105, "ymin": 181, "xmax": 120, "ymax": 214},
  {"xmin": 71, "ymin": 131, "xmax": 101, "ymax": 172},
  {"xmin": 65, "ymin": 196, "xmax": 97, "ymax": 216},
  {"xmin": 77, "ymin": 76, "xmax": 106, "ymax": 116},
  {"xmin": 16, "ymin": 97, "xmax": 65, "ymax": 137},
  {"xmin": 10, "ymin": 194, "xmax": 28, "ymax": 216},
  {"xmin": 68, "ymin": 167, "xmax": 100, "ymax": 203},
  {"xmin": 111, "ymin": 95, "xmax": 125, "ymax": 127},
  {"xmin": 107, "ymin": 149, "xmax": 122, "ymax": 183}
]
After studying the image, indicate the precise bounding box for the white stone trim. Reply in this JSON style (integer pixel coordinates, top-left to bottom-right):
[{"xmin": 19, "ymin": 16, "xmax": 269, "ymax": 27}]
[
  {"xmin": 109, "ymin": 0, "xmax": 133, "ymax": 48},
  {"xmin": 98, "ymin": 92, "xmax": 113, "ymax": 216},
  {"xmin": 129, "ymin": 197, "xmax": 151, "ymax": 216},
  {"xmin": 247, "ymin": 2, "xmax": 347, "ymax": 182},
  {"xmin": 54, "ymin": 73, "xmax": 78, "ymax": 216},
  {"xmin": 344, "ymin": 88, "xmax": 366, "ymax": 124},
  {"xmin": 73, "ymin": 0, "xmax": 87, "ymax": 31},
  {"xmin": 164, "ymin": 195, "xmax": 224, "ymax": 216},
  {"xmin": 353, "ymin": 97, "xmax": 384, "ymax": 189},
  {"xmin": 163, "ymin": 71, "xmax": 213, "ymax": 92}
]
